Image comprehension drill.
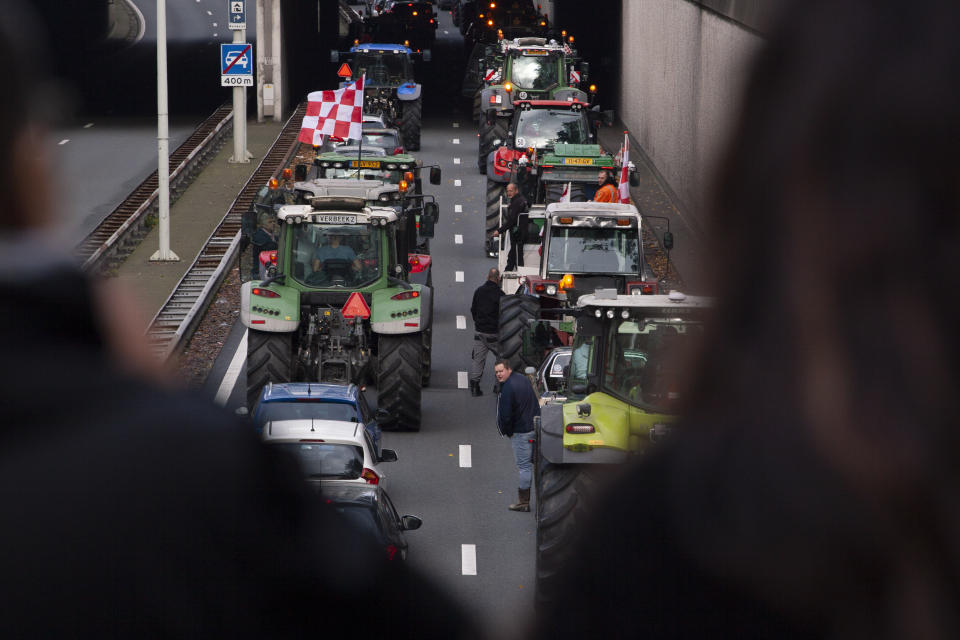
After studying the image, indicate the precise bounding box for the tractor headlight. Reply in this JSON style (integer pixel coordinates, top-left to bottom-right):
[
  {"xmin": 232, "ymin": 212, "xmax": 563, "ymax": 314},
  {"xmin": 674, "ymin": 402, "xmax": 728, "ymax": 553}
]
[
  {"xmin": 545, "ymin": 285, "xmax": 557, "ymax": 295},
  {"xmin": 606, "ymin": 309, "xmax": 615, "ymax": 319},
  {"xmin": 594, "ymin": 309, "xmax": 602, "ymax": 318},
  {"xmin": 387, "ymin": 163, "xmax": 397, "ymax": 169}
]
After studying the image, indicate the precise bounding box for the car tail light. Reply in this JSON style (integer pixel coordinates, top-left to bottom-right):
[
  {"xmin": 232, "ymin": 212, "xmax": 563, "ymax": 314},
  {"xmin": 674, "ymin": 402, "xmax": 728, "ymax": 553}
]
[
  {"xmin": 361, "ymin": 468, "xmax": 380, "ymax": 485},
  {"xmin": 386, "ymin": 544, "xmax": 398, "ymax": 561},
  {"xmin": 252, "ymin": 287, "xmax": 280, "ymax": 298},
  {"xmin": 566, "ymin": 423, "xmax": 595, "ymax": 434}
]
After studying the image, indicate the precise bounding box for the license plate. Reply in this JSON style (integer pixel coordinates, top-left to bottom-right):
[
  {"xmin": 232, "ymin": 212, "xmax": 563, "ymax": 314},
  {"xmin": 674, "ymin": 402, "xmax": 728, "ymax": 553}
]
[
  {"xmin": 563, "ymin": 157, "xmax": 593, "ymax": 165},
  {"xmin": 350, "ymin": 160, "xmax": 381, "ymax": 168},
  {"xmin": 314, "ymin": 215, "xmax": 357, "ymax": 224}
]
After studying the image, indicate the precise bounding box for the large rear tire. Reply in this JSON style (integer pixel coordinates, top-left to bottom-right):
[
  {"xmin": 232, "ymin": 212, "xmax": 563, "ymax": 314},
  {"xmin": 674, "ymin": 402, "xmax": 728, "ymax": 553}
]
[
  {"xmin": 498, "ymin": 294, "xmax": 539, "ymax": 372},
  {"xmin": 421, "ymin": 295, "xmax": 433, "ymax": 387},
  {"xmin": 400, "ymin": 98, "xmax": 422, "ymax": 151},
  {"xmin": 486, "ymin": 179, "xmax": 506, "ymax": 244},
  {"xmin": 246, "ymin": 329, "xmax": 294, "ymax": 411},
  {"xmin": 478, "ymin": 116, "xmax": 508, "ymax": 174},
  {"xmin": 545, "ymin": 182, "xmax": 587, "ymax": 204},
  {"xmin": 377, "ymin": 334, "xmax": 422, "ymax": 431},
  {"xmin": 535, "ymin": 455, "xmax": 597, "ymax": 608},
  {"xmin": 472, "ymin": 87, "xmax": 482, "ymax": 124}
]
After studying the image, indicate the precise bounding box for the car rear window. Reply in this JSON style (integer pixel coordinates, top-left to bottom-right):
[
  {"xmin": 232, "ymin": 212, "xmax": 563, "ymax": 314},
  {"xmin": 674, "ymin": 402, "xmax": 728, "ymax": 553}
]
[
  {"xmin": 258, "ymin": 402, "xmax": 359, "ymax": 425},
  {"xmin": 271, "ymin": 443, "xmax": 365, "ymax": 479}
]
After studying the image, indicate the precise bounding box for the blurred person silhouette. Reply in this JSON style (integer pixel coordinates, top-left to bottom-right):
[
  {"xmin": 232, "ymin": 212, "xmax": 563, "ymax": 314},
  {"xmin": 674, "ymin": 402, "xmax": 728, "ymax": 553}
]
[
  {"xmin": 534, "ymin": 0, "xmax": 960, "ymax": 638},
  {"xmin": 0, "ymin": 4, "xmax": 473, "ymax": 638}
]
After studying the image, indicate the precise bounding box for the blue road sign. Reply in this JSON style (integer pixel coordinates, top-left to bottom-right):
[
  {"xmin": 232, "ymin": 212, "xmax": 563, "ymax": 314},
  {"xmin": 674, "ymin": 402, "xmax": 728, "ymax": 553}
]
[
  {"xmin": 229, "ymin": 0, "xmax": 246, "ymax": 30},
  {"xmin": 221, "ymin": 43, "xmax": 253, "ymax": 86}
]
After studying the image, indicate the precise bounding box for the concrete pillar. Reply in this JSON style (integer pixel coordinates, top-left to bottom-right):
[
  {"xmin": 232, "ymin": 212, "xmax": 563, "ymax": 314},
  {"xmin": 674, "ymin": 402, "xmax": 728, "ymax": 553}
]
[{"xmin": 256, "ymin": 0, "xmax": 283, "ymax": 122}]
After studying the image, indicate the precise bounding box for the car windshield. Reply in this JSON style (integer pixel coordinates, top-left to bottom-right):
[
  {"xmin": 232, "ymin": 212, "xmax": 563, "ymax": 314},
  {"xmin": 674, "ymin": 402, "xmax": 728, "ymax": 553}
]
[
  {"xmin": 271, "ymin": 442, "xmax": 365, "ymax": 479},
  {"xmin": 601, "ymin": 318, "xmax": 705, "ymax": 412},
  {"xmin": 510, "ymin": 54, "xmax": 559, "ymax": 90},
  {"xmin": 257, "ymin": 402, "xmax": 360, "ymax": 427},
  {"xmin": 290, "ymin": 223, "xmax": 382, "ymax": 288},
  {"xmin": 547, "ymin": 226, "xmax": 640, "ymax": 274},
  {"xmin": 514, "ymin": 110, "xmax": 588, "ymax": 149},
  {"xmin": 352, "ymin": 52, "xmax": 412, "ymax": 86}
]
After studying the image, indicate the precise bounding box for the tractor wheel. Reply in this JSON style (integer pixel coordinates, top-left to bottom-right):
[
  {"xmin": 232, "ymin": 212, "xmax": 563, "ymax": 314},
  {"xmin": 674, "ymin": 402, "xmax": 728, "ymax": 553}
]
[
  {"xmin": 535, "ymin": 456, "xmax": 598, "ymax": 608},
  {"xmin": 377, "ymin": 334, "xmax": 422, "ymax": 431},
  {"xmin": 421, "ymin": 296, "xmax": 433, "ymax": 387},
  {"xmin": 400, "ymin": 98, "xmax": 422, "ymax": 151},
  {"xmin": 478, "ymin": 117, "xmax": 508, "ymax": 174},
  {"xmin": 545, "ymin": 182, "xmax": 588, "ymax": 203},
  {"xmin": 486, "ymin": 179, "xmax": 506, "ymax": 245},
  {"xmin": 246, "ymin": 329, "xmax": 293, "ymax": 411},
  {"xmin": 498, "ymin": 294, "xmax": 540, "ymax": 372},
  {"xmin": 472, "ymin": 87, "xmax": 482, "ymax": 124}
]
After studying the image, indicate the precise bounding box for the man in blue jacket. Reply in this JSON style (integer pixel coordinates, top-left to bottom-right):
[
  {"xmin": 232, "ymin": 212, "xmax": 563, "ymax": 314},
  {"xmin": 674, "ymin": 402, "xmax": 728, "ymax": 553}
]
[{"xmin": 494, "ymin": 359, "xmax": 541, "ymax": 512}]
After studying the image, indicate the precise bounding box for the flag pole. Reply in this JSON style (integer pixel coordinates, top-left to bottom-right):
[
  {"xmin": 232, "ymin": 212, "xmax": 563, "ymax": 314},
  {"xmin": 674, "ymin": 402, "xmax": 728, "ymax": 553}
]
[{"xmin": 356, "ymin": 74, "xmax": 365, "ymax": 180}]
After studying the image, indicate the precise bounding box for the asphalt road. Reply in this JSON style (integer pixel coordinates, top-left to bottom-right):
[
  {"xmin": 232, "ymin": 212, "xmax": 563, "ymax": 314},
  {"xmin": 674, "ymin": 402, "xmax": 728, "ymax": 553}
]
[{"xmin": 208, "ymin": 12, "xmax": 538, "ymax": 638}]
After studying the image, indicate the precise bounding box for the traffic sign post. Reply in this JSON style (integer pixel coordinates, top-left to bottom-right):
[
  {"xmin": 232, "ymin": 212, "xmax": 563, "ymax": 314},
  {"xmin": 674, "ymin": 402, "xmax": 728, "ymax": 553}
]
[{"xmin": 228, "ymin": 0, "xmax": 246, "ymax": 30}]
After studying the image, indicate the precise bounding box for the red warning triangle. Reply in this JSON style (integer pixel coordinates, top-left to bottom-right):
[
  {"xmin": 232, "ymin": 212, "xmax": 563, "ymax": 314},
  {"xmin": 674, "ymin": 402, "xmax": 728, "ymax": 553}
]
[
  {"xmin": 337, "ymin": 63, "xmax": 353, "ymax": 78},
  {"xmin": 341, "ymin": 292, "xmax": 371, "ymax": 319}
]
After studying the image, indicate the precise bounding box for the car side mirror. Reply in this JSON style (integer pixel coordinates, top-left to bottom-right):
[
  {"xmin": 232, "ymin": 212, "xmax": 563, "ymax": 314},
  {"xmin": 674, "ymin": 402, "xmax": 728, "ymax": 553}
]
[
  {"xmin": 294, "ymin": 164, "xmax": 308, "ymax": 182},
  {"xmin": 330, "ymin": 50, "xmax": 339, "ymax": 63},
  {"xmin": 401, "ymin": 515, "xmax": 423, "ymax": 531},
  {"xmin": 663, "ymin": 231, "xmax": 674, "ymax": 251},
  {"xmin": 379, "ymin": 448, "xmax": 398, "ymax": 463},
  {"xmin": 429, "ymin": 166, "xmax": 442, "ymax": 185}
]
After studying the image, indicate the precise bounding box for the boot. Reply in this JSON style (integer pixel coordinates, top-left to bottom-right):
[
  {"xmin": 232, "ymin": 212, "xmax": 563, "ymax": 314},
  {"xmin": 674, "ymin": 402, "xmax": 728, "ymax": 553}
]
[
  {"xmin": 470, "ymin": 380, "xmax": 483, "ymax": 397},
  {"xmin": 508, "ymin": 488, "xmax": 531, "ymax": 512}
]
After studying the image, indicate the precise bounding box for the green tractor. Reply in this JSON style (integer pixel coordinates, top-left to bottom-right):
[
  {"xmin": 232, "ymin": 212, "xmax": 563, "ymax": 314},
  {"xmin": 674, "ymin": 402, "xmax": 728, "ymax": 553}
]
[
  {"xmin": 240, "ymin": 194, "xmax": 439, "ymax": 431},
  {"xmin": 476, "ymin": 36, "xmax": 593, "ymax": 173},
  {"xmin": 533, "ymin": 291, "xmax": 711, "ymax": 606}
]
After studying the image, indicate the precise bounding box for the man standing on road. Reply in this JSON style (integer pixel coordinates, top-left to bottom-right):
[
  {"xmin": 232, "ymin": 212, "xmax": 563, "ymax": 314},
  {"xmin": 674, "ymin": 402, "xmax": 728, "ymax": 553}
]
[
  {"xmin": 491, "ymin": 182, "xmax": 528, "ymax": 271},
  {"xmin": 495, "ymin": 359, "xmax": 540, "ymax": 512},
  {"xmin": 594, "ymin": 169, "xmax": 619, "ymax": 202},
  {"xmin": 469, "ymin": 268, "xmax": 503, "ymax": 396}
]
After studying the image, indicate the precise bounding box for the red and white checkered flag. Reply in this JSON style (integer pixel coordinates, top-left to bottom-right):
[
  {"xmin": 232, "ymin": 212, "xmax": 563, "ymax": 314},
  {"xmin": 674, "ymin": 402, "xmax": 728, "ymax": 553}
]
[
  {"xmin": 298, "ymin": 76, "xmax": 365, "ymax": 145},
  {"xmin": 618, "ymin": 131, "xmax": 632, "ymax": 204}
]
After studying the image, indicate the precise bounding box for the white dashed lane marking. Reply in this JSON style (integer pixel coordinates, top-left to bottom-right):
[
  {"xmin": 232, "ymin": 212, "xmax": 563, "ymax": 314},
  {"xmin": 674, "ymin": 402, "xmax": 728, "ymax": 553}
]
[
  {"xmin": 454, "ymin": 234, "xmax": 463, "ymax": 244},
  {"xmin": 455, "ymin": 204, "xmax": 463, "ymax": 213},
  {"xmin": 454, "ymin": 157, "xmax": 461, "ymax": 164},
  {"xmin": 83, "ymin": 123, "xmax": 94, "ymax": 129},
  {"xmin": 455, "ymin": 271, "xmax": 464, "ymax": 282},
  {"xmin": 454, "ymin": 179, "xmax": 462, "ymax": 186},
  {"xmin": 456, "ymin": 315, "xmax": 466, "ymax": 329},
  {"xmin": 453, "ymin": 122, "xmax": 459, "ymax": 128},
  {"xmin": 58, "ymin": 139, "xmax": 69, "ymax": 145},
  {"xmin": 462, "ymin": 544, "xmax": 477, "ymax": 575},
  {"xmin": 457, "ymin": 371, "xmax": 469, "ymax": 389},
  {"xmin": 453, "ymin": 138, "xmax": 460, "ymax": 144},
  {"xmin": 459, "ymin": 445, "xmax": 472, "ymax": 468}
]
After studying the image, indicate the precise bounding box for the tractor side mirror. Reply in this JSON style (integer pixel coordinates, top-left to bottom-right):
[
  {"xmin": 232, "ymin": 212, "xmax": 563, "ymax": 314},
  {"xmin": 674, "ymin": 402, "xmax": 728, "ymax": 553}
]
[
  {"xmin": 294, "ymin": 164, "xmax": 308, "ymax": 182},
  {"xmin": 580, "ymin": 61, "xmax": 590, "ymax": 78},
  {"xmin": 423, "ymin": 50, "xmax": 432, "ymax": 62},
  {"xmin": 419, "ymin": 214, "xmax": 435, "ymax": 239},
  {"xmin": 424, "ymin": 201, "xmax": 439, "ymax": 222},
  {"xmin": 429, "ymin": 166, "xmax": 442, "ymax": 185},
  {"xmin": 663, "ymin": 231, "xmax": 675, "ymax": 251},
  {"xmin": 602, "ymin": 110, "xmax": 615, "ymax": 127},
  {"xmin": 330, "ymin": 50, "xmax": 339, "ymax": 63}
]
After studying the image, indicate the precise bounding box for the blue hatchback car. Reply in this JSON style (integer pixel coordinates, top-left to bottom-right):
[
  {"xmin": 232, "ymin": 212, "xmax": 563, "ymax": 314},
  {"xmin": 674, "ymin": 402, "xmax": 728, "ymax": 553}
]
[{"xmin": 253, "ymin": 383, "xmax": 382, "ymax": 454}]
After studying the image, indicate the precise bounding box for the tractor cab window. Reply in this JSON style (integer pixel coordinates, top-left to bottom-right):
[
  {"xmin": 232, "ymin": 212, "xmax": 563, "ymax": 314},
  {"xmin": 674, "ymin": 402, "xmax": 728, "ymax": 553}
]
[
  {"xmin": 547, "ymin": 226, "xmax": 640, "ymax": 274},
  {"xmin": 601, "ymin": 318, "xmax": 704, "ymax": 412},
  {"xmin": 568, "ymin": 335, "xmax": 596, "ymax": 389},
  {"xmin": 318, "ymin": 166, "xmax": 404, "ymax": 183},
  {"xmin": 514, "ymin": 110, "xmax": 589, "ymax": 149},
  {"xmin": 352, "ymin": 52, "xmax": 412, "ymax": 86},
  {"xmin": 290, "ymin": 223, "xmax": 382, "ymax": 288},
  {"xmin": 511, "ymin": 55, "xmax": 559, "ymax": 91}
]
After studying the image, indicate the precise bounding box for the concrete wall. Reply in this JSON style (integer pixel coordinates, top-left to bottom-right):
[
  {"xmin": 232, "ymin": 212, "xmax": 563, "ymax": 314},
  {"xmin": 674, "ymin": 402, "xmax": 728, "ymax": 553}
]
[{"xmin": 620, "ymin": 0, "xmax": 763, "ymax": 230}]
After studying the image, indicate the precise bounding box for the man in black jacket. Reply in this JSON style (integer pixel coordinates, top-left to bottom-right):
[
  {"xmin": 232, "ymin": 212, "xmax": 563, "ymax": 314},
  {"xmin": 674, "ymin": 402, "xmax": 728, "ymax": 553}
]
[
  {"xmin": 494, "ymin": 359, "xmax": 540, "ymax": 511},
  {"xmin": 469, "ymin": 267, "xmax": 503, "ymax": 396},
  {"xmin": 491, "ymin": 182, "xmax": 528, "ymax": 271}
]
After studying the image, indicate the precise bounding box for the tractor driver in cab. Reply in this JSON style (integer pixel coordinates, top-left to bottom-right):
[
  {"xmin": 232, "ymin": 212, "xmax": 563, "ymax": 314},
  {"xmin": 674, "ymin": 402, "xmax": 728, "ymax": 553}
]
[{"xmin": 312, "ymin": 232, "xmax": 362, "ymax": 280}]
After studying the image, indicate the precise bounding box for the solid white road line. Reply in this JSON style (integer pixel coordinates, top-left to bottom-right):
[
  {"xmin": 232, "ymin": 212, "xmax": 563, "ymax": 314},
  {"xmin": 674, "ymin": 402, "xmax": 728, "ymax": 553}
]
[
  {"xmin": 455, "ymin": 204, "xmax": 463, "ymax": 213},
  {"xmin": 454, "ymin": 179, "xmax": 462, "ymax": 187},
  {"xmin": 457, "ymin": 371, "xmax": 469, "ymax": 389},
  {"xmin": 83, "ymin": 123, "xmax": 94, "ymax": 129},
  {"xmin": 462, "ymin": 544, "xmax": 477, "ymax": 575},
  {"xmin": 455, "ymin": 271, "xmax": 464, "ymax": 282},
  {"xmin": 456, "ymin": 315, "xmax": 466, "ymax": 329},
  {"xmin": 453, "ymin": 157, "xmax": 461, "ymax": 164},
  {"xmin": 459, "ymin": 445, "xmax": 472, "ymax": 468},
  {"xmin": 454, "ymin": 234, "xmax": 463, "ymax": 244},
  {"xmin": 452, "ymin": 122, "xmax": 459, "ymax": 128},
  {"xmin": 453, "ymin": 138, "xmax": 460, "ymax": 144},
  {"xmin": 215, "ymin": 329, "xmax": 248, "ymax": 406}
]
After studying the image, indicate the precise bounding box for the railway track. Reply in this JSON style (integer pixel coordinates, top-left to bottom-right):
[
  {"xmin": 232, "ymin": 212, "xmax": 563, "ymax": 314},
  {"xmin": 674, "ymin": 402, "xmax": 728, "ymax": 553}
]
[
  {"xmin": 145, "ymin": 102, "xmax": 307, "ymax": 360},
  {"xmin": 77, "ymin": 103, "xmax": 234, "ymax": 273}
]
